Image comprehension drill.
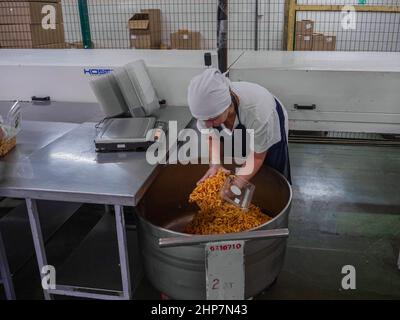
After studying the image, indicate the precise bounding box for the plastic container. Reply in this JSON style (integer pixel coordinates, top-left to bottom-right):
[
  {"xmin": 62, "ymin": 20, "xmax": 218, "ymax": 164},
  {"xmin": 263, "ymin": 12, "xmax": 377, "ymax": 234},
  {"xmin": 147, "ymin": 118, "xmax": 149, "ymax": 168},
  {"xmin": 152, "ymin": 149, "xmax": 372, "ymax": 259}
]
[
  {"xmin": 220, "ymin": 175, "xmax": 255, "ymax": 210},
  {"xmin": 0, "ymin": 101, "xmax": 21, "ymax": 157}
]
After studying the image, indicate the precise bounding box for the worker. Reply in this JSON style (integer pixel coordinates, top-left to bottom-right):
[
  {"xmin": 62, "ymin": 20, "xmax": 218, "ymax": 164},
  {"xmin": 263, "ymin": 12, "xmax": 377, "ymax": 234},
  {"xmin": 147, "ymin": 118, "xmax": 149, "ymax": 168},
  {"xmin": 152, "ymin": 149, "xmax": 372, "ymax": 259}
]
[{"xmin": 187, "ymin": 68, "xmax": 291, "ymax": 185}]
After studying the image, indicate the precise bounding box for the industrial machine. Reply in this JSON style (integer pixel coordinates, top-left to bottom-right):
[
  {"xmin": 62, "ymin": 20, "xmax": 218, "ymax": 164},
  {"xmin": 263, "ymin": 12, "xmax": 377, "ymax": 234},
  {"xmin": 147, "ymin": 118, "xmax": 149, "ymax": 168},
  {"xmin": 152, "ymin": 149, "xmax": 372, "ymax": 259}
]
[{"xmin": 1, "ymin": 50, "xmax": 398, "ymax": 135}]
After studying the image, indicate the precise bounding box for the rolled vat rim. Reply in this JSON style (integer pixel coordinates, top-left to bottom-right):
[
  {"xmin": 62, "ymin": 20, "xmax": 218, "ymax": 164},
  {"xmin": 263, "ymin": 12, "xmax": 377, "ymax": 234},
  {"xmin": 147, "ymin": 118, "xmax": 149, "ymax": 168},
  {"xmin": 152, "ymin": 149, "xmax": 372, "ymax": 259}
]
[{"xmin": 138, "ymin": 167, "xmax": 293, "ymax": 238}]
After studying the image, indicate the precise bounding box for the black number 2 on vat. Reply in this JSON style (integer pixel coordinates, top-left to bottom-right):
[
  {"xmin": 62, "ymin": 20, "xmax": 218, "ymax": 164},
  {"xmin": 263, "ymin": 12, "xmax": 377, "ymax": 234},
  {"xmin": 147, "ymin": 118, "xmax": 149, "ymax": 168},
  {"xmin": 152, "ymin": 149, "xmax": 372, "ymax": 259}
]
[{"xmin": 212, "ymin": 278, "xmax": 220, "ymax": 290}]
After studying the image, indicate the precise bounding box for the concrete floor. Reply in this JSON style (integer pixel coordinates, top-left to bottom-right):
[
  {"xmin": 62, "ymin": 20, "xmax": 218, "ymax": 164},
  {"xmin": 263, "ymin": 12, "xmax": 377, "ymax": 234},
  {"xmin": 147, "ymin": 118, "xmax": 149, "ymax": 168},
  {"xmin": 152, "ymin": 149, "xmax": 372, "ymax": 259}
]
[
  {"xmin": 263, "ymin": 143, "xmax": 400, "ymax": 299},
  {"xmin": 1, "ymin": 142, "xmax": 399, "ymax": 300}
]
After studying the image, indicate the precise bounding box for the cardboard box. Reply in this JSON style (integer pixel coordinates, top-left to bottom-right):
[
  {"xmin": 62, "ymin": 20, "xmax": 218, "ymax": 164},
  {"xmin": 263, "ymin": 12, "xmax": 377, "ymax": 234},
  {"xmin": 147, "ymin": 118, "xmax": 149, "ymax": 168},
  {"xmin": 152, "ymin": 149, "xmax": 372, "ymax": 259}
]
[
  {"xmin": 0, "ymin": 23, "xmax": 64, "ymax": 47},
  {"xmin": 160, "ymin": 43, "xmax": 170, "ymax": 50},
  {"xmin": 296, "ymin": 20, "xmax": 314, "ymax": 36},
  {"xmin": 170, "ymin": 29, "xmax": 201, "ymax": 50},
  {"xmin": 0, "ymin": 2, "xmax": 63, "ymax": 25},
  {"xmin": 324, "ymin": 35, "xmax": 336, "ymax": 51},
  {"xmin": 141, "ymin": 8, "xmax": 161, "ymax": 45},
  {"xmin": 128, "ymin": 9, "xmax": 161, "ymax": 49},
  {"xmin": 129, "ymin": 33, "xmax": 151, "ymax": 49},
  {"xmin": 295, "ymin": 34, "xmax": 312, "ymax": 51},
  {"xmin": 312, "ymin": 33, "xmax": 336, "ymax": 51},
  {"xmin": 312, "ymin": 33, "xmax": 324, "ymax": 51},
  {"xmin": 33, "ymin": 42, "xmax": 66, "ymax": 48}
]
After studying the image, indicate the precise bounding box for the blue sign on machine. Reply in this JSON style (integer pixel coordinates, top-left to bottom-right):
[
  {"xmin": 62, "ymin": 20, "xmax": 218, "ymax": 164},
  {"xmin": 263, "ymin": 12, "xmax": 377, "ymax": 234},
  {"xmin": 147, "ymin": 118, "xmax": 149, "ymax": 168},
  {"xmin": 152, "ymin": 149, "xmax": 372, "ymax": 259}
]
[{"xmin": 83, "ymin": 68, "xmax": 113, "ymax": 76}]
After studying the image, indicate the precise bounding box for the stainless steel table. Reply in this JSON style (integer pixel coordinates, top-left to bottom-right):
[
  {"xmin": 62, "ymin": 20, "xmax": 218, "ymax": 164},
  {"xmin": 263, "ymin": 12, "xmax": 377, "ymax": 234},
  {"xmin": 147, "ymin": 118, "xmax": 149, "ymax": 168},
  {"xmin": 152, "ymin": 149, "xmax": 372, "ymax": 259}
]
[
  {"xmin": 1, "ymin": 120, "xmax": 78, "ymax": 162},
  {"xmin": 0, "ymin": 120, "xmax": 78, "ymax": 300},
  {"xmin": 1, "ymin": 107, "xmax": 192, "ymax": 205},
  {"xmin": 0, "ymin": 100, "xmax": 104, "ymax": 124},
  {"xmin": 0, "ymin": 106, "xmax": 193, "ymax": 300}
]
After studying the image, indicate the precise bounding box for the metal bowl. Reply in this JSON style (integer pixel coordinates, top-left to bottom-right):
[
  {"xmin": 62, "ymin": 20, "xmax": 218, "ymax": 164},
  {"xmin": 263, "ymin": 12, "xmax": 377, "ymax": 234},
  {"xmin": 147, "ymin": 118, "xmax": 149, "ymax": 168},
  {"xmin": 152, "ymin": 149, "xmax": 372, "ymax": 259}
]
[{"xmin": 136, "ymin": 163, "xmax": 292, "ymax": 299}]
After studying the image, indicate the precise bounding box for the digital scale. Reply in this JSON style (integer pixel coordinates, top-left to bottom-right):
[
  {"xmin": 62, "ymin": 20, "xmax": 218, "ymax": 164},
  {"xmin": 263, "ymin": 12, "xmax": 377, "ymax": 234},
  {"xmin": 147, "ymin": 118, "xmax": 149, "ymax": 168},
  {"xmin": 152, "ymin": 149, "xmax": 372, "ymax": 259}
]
[
  {"xmin": 94, "ymin": 117, "xmax": 167, "ymax": 152},
  {"xmin": 90, "ymin": 59, "xmax": 167, "ymax": 152}
]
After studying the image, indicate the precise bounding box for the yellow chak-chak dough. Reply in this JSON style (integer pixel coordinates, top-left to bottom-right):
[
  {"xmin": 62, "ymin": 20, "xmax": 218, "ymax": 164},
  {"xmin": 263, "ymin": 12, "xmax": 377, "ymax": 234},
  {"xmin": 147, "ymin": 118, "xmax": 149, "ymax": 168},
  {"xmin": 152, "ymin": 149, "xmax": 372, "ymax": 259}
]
[
  {"xmin": 0, "ymin": 137, "xmax": 16, "ymax": 157},
  {"xmin": 186, "ymin": 169, "xmax": 271, "ymax": 235}
]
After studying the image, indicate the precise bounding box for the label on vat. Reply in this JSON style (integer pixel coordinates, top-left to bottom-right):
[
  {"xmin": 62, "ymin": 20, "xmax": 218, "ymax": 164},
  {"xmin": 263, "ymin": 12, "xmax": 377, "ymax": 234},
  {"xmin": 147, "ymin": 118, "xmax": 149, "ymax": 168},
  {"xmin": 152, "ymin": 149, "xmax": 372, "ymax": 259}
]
[{"xmin": 205, "ymin": 240, "xmax": 245, "ymax": 300}]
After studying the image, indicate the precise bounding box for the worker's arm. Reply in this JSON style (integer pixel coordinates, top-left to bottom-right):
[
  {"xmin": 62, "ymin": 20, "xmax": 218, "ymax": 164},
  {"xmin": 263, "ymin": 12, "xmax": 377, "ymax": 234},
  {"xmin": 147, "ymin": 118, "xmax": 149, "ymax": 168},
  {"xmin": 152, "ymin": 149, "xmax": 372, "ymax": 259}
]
[
  {"xmin": 197, "ymin": 132, "xmax": 229, "ymax": 184},
  {"xmin": 235, "ymin": 150, "xmax": 267, "ymax": 182}
]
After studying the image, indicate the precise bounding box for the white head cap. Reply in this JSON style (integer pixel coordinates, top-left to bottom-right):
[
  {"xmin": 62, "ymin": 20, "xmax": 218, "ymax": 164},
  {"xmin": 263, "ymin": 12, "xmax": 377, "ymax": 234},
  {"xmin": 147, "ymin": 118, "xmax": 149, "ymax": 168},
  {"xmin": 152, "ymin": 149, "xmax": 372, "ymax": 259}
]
[{"xmin": 187, "ymin": 68, "xmax": 231, "ymax": 120}]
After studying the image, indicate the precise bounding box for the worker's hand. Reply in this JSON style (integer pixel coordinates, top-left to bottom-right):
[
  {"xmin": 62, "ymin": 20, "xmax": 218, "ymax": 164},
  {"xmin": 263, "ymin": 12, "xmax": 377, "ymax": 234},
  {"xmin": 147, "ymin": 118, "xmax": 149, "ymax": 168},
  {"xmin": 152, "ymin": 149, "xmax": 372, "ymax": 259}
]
[{"xmin": 197, "ymin": 164, "xmax": 229, "ymax": 185}]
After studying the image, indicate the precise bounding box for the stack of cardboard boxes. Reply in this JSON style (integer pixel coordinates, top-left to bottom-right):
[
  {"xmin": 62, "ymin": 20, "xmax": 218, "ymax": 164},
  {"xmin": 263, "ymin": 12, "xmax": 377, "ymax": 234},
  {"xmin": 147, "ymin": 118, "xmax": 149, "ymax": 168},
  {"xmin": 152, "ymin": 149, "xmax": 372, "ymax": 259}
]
[
  {"xmin": 0, "ymin": 0, "xmax": 65, "ymax": 48},
  {"xmin": 129, "ymin": 9, "xmax": 161, "ymax": 49},
  {"xmin": 295, "ymin": 20, "xmax": 336, "ymax": 51},
  {"xmin": 128, "ymin": 9, "xmax": 201, "ymax": 50}
]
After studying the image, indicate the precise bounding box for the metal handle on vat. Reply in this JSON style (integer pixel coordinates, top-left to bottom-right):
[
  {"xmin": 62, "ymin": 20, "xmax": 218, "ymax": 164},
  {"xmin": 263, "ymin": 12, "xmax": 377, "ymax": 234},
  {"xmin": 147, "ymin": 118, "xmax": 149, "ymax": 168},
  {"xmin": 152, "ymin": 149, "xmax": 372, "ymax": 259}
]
[{"xmin": 158, "ymin": 228, "xmax": 289, "ymax": 248}]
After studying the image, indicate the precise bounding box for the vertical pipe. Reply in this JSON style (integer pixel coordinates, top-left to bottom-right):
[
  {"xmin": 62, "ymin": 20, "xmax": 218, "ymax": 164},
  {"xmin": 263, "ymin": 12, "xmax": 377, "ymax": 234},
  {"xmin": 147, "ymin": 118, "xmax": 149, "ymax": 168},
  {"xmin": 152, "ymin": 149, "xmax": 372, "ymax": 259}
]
[
  {"xmin": 78, "ymin": 0, "xmax": 92, "ymax": 49},
  {"xmin": 283, "ymin": 0, "xmax": 290, "ymax": 50},
  {"xmin": 254, "ymin": 0, "xmax": 259, "ymax": 50},
  {"xmin": 217, "ymin": 0, "xmax": 228, "ymax": 73},
  {"xmin": 287, "ymin": 0, "xmax": 296, "ymax": 51}
]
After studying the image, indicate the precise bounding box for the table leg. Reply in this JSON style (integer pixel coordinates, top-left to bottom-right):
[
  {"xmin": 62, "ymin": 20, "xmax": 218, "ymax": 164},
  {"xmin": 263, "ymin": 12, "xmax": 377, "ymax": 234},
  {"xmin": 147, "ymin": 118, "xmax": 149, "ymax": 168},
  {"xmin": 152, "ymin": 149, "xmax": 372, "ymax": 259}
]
[
  {"xmin": 0, "ymin": 231, "xmax": 16, "ymax": 300},
  {"xmin": 114, "ymin": 205, "xmax": 132, "ymax": 300},
  {"xmin": 398, "ymin": 249, "xmax": 400, "ymax": 270},
  {"xmin": 104, "ymin": 204, "xmax": 111, "ymax": 214},
  {"xmin": 26, "ymin": 198, "xmax": 51, "ymax": 300}
]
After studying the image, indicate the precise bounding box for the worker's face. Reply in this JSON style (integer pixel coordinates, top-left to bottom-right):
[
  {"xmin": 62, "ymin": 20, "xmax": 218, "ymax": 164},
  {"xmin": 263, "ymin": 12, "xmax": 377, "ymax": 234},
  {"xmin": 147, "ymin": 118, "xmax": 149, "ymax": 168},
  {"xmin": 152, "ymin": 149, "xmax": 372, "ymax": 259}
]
[{"xmin": 203, "ymin": 105, "xmax": 231, "ymax": 128}]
